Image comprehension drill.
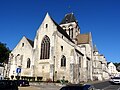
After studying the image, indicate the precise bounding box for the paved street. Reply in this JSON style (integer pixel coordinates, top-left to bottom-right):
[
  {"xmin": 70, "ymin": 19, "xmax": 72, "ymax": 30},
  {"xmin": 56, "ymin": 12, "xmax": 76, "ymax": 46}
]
[
  {"xmin": 19, "ymin": 81, "xmax": 120, "ymax": 90},
  {"xmin": 19, "ymin": 83, "xmax": 62, "ymax": 90},
  {"xmin": 103, "ymin": 85, "xmax": 120, "ymax": 90},
  {"xmin": 92, "ymin": 81, "xmax": 120, "ymax": 90}
]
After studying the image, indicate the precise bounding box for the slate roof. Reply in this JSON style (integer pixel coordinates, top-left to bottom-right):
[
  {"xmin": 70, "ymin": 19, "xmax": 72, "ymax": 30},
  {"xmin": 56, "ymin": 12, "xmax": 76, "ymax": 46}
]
[
  {"xmin": 76, "ymin": 33, "xmax": 90, "ymax": 45},
  {"xmin": 51, "ymin": 18, "xmax": 74, "ymax": 43},
  {"xmin": 60, "ymin": 13, "xmax": 77, "ymax": 24},
  {"xmin": 26, "ymin": 38, "xmax": 34, "ymax": 47}
]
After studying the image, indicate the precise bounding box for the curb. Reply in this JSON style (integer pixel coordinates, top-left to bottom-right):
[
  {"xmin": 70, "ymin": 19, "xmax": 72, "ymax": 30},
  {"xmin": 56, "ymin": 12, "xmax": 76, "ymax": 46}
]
[{"xmin": 86, "ymin": 80, "xmax": 109, "ymax": 85}]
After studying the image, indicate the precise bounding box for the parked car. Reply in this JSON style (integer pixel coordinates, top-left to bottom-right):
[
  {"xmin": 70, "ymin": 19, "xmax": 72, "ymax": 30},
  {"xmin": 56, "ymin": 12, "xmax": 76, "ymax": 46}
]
[
  {"xmin": 60, "ymin": 84, "xmax": 95, "ymax": 90},
  {"xmin": 109, "ymin": 77, "xmax": 120, "ymax": 84},
  {"xmin": 14, "ymin": 80, "xmax": 29, "ymax": 86},
  {"xmin": 0, "ymin": 80, "xmax": 18, "ymax": 90}
]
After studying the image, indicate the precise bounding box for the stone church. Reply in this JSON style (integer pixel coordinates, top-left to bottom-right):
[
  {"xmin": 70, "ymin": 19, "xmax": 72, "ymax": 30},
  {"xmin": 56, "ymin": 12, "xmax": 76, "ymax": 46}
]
[{"xmin": 8, "ymin": 13, "xmax": 94, "ymax": 83}]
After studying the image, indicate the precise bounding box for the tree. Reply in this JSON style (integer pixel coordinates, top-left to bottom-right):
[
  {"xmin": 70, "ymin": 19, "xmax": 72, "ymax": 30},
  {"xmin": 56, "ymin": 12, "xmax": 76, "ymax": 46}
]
[
  {"xmin": 113, "ymin": 62, "xmax": 120, "ymax": 72},
  {"xmin": 0, "ymin": 42, "xmax": 10, "ymax": 63}
]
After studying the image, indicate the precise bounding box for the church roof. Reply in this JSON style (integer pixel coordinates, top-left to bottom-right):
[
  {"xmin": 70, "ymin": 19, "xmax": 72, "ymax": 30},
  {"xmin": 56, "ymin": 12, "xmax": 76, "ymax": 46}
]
[
  {"xmin": 76, "ymin": 33, "xmax": 90, "ymax": 45},
  {"xmin": 51, "ymin": 17, "xmax": 74, "ymax": 43},
  {"xmin": 26, "ymin": 38, "xmax": 34, "ymax": 47},
  {"xmin": 60, "ymin": 13, "xmax": 77, "ymax": 24}
]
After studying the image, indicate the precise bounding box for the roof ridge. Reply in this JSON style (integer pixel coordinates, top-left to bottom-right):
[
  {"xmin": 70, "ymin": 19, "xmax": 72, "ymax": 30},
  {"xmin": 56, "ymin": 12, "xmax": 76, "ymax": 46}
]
[{"xmin": 26, "ymin": 37, "xmax": 34, "ymax": 47}]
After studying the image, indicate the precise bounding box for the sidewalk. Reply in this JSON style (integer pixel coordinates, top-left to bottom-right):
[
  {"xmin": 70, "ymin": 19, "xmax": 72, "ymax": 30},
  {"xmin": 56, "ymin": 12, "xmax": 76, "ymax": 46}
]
[{"xmin": 29, "ymin": 79, "xmax": 109, "ymax": 87}]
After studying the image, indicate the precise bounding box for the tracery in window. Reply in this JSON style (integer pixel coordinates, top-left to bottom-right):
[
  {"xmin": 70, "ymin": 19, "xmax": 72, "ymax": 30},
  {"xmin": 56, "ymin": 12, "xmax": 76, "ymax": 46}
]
[
  {"xmin": 61, "ymin": 55, "xmax": 66, "ymax": 67},
  {"xmin": 40, "ymin": 35, "xmax": 50, "ymax": 59}
]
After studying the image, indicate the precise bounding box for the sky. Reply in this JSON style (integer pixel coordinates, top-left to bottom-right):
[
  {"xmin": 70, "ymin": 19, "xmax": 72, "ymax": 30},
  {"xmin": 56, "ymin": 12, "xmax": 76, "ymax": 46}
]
[{"xmin": 0, "ymin": 0, "xmax": 120, "ymax": 63}]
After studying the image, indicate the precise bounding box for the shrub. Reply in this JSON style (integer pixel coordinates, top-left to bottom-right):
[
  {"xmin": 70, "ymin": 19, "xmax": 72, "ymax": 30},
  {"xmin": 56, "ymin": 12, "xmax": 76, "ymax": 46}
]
[
  {"xmin": 65, "ymin": 80, "xmax": 68, "ymax": 83},
  {"xmin": 15, "ymin": 76, "xmax": 20, "ymax": 80},
  {"xmin": 46, "ymin": 78, "xmax": 52, "ymax": 83},
  {"xmin": 56, "ymin": 80, "xmax": 60, "ymax": 83},
  {"xmin": 11, "ymin": 75, "xmax": 14, "ymax": 80},
  {"xmin": 37, "ymin": 77, "xmax": 43, "ymax": 81}
]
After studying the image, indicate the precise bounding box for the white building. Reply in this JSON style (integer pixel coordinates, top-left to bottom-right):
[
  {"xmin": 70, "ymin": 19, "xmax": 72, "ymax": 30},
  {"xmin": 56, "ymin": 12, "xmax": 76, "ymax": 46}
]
[
  {"xmin": 93, "ymin": 45, "xmax": 109, "ymax": 81},
  {"xmin": 8, "ymin": 12, "xmax": 108, "ymax": 83},
  {"xmin": 0, "ymin": 64, "xmax": 4, "ymax": 80},
  {"xmin": 108, "ymin": 62, "xmax": 118, "ymax": 77}
]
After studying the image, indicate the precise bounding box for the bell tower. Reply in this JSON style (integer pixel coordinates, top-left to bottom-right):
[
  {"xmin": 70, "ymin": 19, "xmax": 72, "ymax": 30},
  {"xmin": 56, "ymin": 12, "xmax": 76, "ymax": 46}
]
[{"xmin": 60, "ymin": 13, "xmax": 80, "ymax": 42}]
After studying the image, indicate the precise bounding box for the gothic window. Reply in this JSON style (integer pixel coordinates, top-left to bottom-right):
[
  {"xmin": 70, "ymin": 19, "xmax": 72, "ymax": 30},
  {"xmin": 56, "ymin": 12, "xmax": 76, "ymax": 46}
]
[
  {"xmin": 87, "ymin": 61, "xmax": 89, "ymax": 70},
  {"xmin": 71, "ymin": 28, "xmax": 73, "ymax": 38},
  {"xmin": 68, "ymin": 25, "xmax": 73, "ymax": 39},
  {"xmin": 61, "ymin": 46, "xmax": 63, "ymax": 51},
  {"xmin": 61, "ymin": 55, "xmax": 66, "ymax": 67},
  {"xmin": 46, "ymin": 24, "xmax": 48, "ymax": 28},
  {"xmin": 27, "ymin": 58, "xmax": 31, "ymax": 68},
  {"xmin": 40, "ymin": 35, "xmax": 50, "ymax": 59},
  {"xmin": 64, "ymin": 29, "xmax": 66, "ymax": 32},
  {"xmin": 79, "ymin": 57, "xmax": 81, "ymax": 68},
  {"xmin": 20, "ymin": 55, "xmax": 23, "ymax": 65}
]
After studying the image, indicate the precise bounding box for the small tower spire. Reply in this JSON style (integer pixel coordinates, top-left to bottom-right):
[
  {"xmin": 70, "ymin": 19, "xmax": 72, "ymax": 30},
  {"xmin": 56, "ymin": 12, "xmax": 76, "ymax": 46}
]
[{"xmin": 93, "ymin": 44, "xmax": 98, "ymax": 52}]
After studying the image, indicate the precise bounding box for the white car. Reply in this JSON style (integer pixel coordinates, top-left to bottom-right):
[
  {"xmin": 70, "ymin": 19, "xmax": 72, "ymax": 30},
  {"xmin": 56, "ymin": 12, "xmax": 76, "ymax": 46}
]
[{"xmin": 110, "ymin": 77, "xmax": 120, "ymax": 84}]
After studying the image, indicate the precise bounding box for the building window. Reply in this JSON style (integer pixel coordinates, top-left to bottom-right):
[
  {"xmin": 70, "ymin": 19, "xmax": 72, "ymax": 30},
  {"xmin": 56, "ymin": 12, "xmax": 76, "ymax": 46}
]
[
  {"xmin": 20, "ymin": 55, "xmax": 23, "ymax": 65},
  {"xmin": 61, "ymin": 46, "xmax": 63, "ymax": 51},
  {"xmin": 40, "ymin": 35, "xmax": 50, "ymax": 59},
  {"xmin": 46, "ymin": 24, "xmax": 48, "ymax": 28},
  {"xmin": 22, "ymin": 43, "xmax": 24, "ymax": 47},
  {"xmin": 61, "ymin": 55, "xmax": 66, "ymax": 67},
  {"xmin": 79, "ymin": 57, "xmax": 81, "ymax": 68},
  {"xmin": 64, "ymin": 29, "xmax": 66, "ymax": 32},
  {"xmin": 87, "ymin": 61, "xmax": 89, "ymax": 70},
  {"xmin": 27, "ymin": 58, "xmax": 31, "ymax": 68},
  {"xmin": 71, "ymin": 28, "xmax": 73, "ymax": 38}
]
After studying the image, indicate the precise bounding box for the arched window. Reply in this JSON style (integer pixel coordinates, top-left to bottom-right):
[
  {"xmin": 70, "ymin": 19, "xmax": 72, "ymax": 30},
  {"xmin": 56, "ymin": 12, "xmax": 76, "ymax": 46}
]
[
  {"xmin": 40, "ymin": 35, "xmax": 50, "ymax": 59},
  {"xmin": 68, "ymin": 25, "xmax": 73, "ymax": 39},
  {"xmin": 61, "ymin": 55, "xmax": 66, "ymax": 67},
  {"xmin": 27, "ymin": 58, "xmax": 31, "ymax": 68},
  {"xmin": 71, "ymin": 28, "xmax": 73, "ymax": 38}
]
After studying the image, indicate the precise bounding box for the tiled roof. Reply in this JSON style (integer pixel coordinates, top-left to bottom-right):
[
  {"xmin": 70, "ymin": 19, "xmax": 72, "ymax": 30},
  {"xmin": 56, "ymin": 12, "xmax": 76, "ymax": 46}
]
[
  {"xmin": 76, "ymin": 33, "xmax": 90, "ymax": 44},
  {"xmin": 60, "ymin": 13, "xmax": 77, "ymax": 24}
]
